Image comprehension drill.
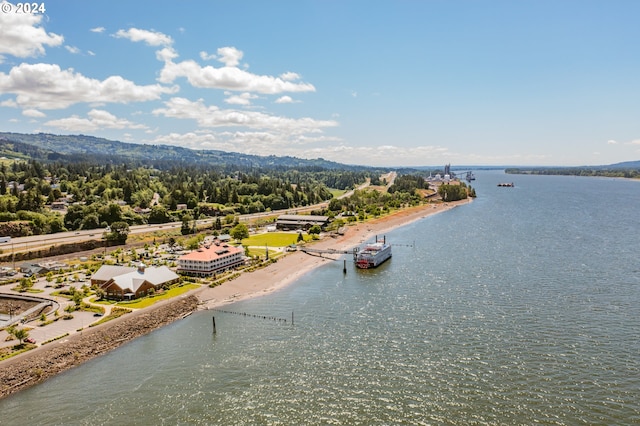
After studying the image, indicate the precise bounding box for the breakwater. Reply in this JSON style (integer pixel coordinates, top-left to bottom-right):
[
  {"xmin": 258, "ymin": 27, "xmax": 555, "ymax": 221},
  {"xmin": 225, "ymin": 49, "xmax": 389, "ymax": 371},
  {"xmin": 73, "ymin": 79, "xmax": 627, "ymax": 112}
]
[{"xmin": 0, "ymin": 295, "xmax": 198, "ymax": 399}]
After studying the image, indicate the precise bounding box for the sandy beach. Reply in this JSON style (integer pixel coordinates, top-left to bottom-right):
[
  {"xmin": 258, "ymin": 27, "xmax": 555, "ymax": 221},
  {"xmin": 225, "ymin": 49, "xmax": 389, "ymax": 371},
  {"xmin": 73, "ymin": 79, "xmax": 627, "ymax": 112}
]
[
  {"xmin": 195, "ymin": 199, "xmax": 470, "ymax": 308},
  {"xmin": 0, "ymin": 199, "xmax": 470, "ymax": 399}
]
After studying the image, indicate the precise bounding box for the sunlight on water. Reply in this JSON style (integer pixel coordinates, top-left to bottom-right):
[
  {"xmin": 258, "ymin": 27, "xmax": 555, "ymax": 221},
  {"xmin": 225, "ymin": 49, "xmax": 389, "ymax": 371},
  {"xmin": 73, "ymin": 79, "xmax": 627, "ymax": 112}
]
[{"xmin": 1, "ymin": 172, "xmax": 639, "ymax": 425}]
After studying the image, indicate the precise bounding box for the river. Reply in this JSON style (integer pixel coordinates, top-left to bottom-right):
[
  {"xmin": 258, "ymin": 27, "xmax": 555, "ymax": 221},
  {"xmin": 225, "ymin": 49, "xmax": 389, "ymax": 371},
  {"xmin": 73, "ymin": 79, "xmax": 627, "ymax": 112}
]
[{"xmin": 1, "ymin": 170, "xmax": 639, "ymax": 425}]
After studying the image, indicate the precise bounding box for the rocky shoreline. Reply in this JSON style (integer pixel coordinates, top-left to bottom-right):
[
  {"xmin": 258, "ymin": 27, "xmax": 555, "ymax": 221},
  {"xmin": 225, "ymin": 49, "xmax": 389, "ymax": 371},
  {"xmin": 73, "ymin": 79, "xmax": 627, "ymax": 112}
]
[{"xmin": 0, "ymin": 295, "xmax": 199, "ymax": 400}]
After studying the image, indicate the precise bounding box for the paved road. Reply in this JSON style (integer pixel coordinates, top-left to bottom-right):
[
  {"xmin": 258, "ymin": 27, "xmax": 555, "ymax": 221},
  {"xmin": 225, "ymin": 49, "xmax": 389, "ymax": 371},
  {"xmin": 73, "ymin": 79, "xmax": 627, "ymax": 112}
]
[{"xmin": 1, "ymin": 173, "xmax": 397, "ymax": 255}]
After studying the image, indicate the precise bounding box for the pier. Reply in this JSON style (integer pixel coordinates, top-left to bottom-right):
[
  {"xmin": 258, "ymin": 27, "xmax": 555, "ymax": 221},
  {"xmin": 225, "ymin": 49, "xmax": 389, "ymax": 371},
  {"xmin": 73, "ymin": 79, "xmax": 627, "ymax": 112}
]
[{"xmin": 299, "ymin": 247, "xmax": 357, "ymax": 258}]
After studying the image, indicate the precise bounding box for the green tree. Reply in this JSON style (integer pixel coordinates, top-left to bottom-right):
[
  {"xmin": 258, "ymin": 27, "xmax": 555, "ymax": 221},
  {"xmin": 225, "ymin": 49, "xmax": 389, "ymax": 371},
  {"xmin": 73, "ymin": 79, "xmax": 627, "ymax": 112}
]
[
  {"xmin": 148, "ymin": 205, "xmax": 171, "ymax": 224},
  {"xmin": 17, "ymin": 277, "xmax": 33, "ymax": 292},
  {"xmin": 11, "ymin": 327, "xmax": 29, "ymax": 345},
  {"xmin": 94, "ymin": 287, "xmax": 105, "ymax": 301},
  {"xmin": 105, "ymin": 221, "xmax": 129, "ymax": 243},
  {"xmin": 230, "ymin": 223, "xmax": 249, "ymax": 241},
  {"xmin": 308, "ymin": 224, "xmax": 322, "ymax": 235},
  {"xmin": 181, "ymin": 214, "xmax": 193, "ymax": 235}
]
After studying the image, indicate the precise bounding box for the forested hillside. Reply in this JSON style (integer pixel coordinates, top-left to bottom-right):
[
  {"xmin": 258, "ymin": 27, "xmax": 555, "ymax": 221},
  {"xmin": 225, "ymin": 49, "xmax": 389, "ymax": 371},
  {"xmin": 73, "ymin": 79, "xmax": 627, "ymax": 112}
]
[
  {"xmin": 0, "ymin": 132, "xmax": 458, "ymax": 239},
  {"xmin": 0, "ymin": 132, "xmax": 364, "ymax": 171}
]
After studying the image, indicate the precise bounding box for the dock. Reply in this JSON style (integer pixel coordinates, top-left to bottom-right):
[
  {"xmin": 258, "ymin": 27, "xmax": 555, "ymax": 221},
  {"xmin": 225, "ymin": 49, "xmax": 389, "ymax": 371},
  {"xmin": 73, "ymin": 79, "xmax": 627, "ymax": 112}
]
[{"xmin": 299, "ymin": 247, "xmax": 356, "ymax": 258}]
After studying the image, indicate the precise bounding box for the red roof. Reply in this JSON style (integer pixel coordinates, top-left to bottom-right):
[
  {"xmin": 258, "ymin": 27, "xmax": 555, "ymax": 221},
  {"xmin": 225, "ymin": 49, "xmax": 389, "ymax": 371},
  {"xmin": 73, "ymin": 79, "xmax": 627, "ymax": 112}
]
[{"xmin": 179, "ymin": 244, "xmax": 243, "ymax": 262}]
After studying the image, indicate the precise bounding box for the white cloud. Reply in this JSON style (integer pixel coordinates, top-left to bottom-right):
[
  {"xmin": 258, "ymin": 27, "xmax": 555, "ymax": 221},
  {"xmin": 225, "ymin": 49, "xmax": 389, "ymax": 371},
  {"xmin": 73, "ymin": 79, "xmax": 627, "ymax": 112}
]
[
  {"xmin": 607, "ymin": 140, "xmax": 618, "ymax": 145},
  {"xmin": 216, "ymin": 47, "xmax": 243, "ymax": 67},
  {"xmin": 114, "ymin": 28, "xmax": 173, "ymax": 47},
  {"xmin": 88, "ymin": 50, "xmax": 96, "ymax": 56},
  {"xmin": 45, "ymin": 108, "xmax": 148, "ymax": 131},
  {"xmin": 275, "ymin": 96, "xmax": 299, "ymax": 104},
  {"xmin": 156, "ymin": 47, "xmax": 178, "ymax": 62},
  {"xmin": 146, "ymin": 131, "xmax": 458, "ymax": 166},
  {"xmin": 22, "ymin": 108, "xmax": 45, "ymax": 118},
  {"xmin": 65, "ymin": 45, "xmax": 81, "ymax": 54},
  {"xmin": 224, "ymin": 92, "xmax": 258, "ymax": 106},
  {"xmin": 0, "ymin": 98, "xmax": 18, "ymax": 107},
  {"xmin": 153, "ymin": 97, "xmax": 337, "ymax": 134},
  {"xmin": 199, "ymin": 51, "xmax": 216, "ymax": 61},
  {"xmin": 158, "ymin": 48, "xmax": 315, "ymax": 94},
  {"xmin": 90, "ymin": 27, "xmax": 105, "ymax": 33},
  {"xmin": 280, "ymin": 72, "xmax": 300, "ymax": 81},
  {"xmin": 0, "ymin": 9, "xmax": 63, "ymax": 60},
  {"xmin": 0, "ymin": 63, "xmax": 178, "ymax": 109}
]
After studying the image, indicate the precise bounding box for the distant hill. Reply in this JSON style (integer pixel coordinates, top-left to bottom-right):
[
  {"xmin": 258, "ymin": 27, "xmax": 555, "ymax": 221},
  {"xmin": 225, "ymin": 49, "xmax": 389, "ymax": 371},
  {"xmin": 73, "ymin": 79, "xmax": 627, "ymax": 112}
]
[
  {"xmin": 601, "ymin": 160, "xmax": 640, "ymax": 169},
  {"xmin": 0, "ymin": 132, "xmax": 367, "ymax": 171},
  {"xmin": 505, "ymin": 160, "xmax": 640, "ymax": 178}
]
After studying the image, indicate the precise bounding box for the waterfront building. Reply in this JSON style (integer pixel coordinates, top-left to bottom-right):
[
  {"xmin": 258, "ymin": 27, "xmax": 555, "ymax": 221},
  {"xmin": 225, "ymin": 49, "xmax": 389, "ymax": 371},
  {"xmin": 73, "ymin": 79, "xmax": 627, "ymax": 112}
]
[
  {"xmin": 91, "ymin": 264, "xmax": 179, "ymax": 300},
  {"xmin": 177, "ymin": 242, "xmax": 244, "ymax": 277}
]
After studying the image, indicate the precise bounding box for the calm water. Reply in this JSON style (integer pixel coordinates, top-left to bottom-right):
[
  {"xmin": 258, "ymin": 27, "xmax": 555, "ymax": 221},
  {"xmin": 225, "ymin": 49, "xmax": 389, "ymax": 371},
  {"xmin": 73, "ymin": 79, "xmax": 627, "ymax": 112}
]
[{"xmin": 2, "ymin": 171, "xmax": 639, "ymax": 425}]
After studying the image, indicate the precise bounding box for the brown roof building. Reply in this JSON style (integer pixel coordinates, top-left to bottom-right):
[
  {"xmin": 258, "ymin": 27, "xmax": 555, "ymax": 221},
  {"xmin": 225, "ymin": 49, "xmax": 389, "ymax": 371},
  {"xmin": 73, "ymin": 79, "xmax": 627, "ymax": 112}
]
[
  {"xmin": 91, "ymin": 264, "xmax": 179, "ymax": 300},
  {"xmin": 177, "ymin": 243, "xmax": 244, "ymax": 277}
]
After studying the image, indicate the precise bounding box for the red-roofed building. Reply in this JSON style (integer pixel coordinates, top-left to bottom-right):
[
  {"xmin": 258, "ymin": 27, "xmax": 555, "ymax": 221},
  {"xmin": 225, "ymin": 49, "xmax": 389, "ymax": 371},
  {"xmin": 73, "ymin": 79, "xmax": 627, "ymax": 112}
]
[{"xmin": 177, "ymin": 242, "xmax": 244, "ymax": 277}]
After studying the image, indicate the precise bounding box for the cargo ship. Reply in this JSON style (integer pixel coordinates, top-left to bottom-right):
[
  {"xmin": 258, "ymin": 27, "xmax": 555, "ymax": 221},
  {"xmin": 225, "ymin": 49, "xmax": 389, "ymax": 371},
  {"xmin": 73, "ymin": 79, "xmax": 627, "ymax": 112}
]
[{"xmin": 355, "ymin": 236, "xmax": 392, "ymax": 269}]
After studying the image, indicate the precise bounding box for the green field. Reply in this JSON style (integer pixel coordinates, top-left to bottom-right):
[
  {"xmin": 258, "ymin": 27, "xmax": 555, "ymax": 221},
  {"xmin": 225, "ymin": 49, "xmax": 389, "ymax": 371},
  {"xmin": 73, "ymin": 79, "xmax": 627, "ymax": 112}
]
[
  {"xmin": 241, "ymin": 232, "xmax": 306, "ymax": 247},
  {"xmin": 329, "ymin": 188, "xmax": 348, "ymax": 198}
]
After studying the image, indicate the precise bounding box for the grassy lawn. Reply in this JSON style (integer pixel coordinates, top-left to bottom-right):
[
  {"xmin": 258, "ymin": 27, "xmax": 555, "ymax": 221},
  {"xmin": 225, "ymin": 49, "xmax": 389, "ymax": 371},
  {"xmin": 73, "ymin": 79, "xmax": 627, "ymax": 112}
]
[
  {"xmin": 113, "ymin": 283, "xmax": 200, "ymax": 309},
  {"xmin": 329, "ymin": 188, "xmax": 348, "ymax": 198},
  {"xmin": 241, "ymin": 232, "xmax": 307, "ymax": 247},
  {"xmin": 246, "ymin": 247, "xmax": 281, "ymax": 258}
]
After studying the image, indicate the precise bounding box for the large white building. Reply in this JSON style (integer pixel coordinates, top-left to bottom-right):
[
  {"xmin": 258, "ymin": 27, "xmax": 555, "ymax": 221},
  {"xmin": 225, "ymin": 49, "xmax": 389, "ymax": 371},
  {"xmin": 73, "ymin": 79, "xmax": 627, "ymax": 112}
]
[
  {"xmin": 91, "ymin": 264, "xmax": 179, "ymax": 300},
  {"xmin": 177, "ymin": 242, "xmax": 244, "ymax": 277}
]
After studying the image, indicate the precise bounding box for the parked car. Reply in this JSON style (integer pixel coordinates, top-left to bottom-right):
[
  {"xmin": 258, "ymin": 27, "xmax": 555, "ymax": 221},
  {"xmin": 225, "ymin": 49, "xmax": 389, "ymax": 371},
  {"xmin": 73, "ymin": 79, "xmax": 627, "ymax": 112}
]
[{"xmin": 25, "ymin": 337, "xmax": 36, "ymax": 344}]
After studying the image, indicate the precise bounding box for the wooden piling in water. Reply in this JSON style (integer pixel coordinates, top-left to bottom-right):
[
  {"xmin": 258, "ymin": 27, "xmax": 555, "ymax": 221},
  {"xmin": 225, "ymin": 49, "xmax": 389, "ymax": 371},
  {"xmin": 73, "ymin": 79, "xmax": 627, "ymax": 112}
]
[{"xmin": 212, "ymin": 316, "xmax": 216, "ymax": 334}]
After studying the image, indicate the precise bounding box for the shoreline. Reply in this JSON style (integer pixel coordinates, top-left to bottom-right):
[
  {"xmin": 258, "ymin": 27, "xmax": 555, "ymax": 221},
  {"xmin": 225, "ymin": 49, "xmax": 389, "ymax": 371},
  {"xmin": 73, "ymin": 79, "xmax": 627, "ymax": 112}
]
[
  {"xmin": 195, "ymin": 198, "xmax": 470, "ymax": 309},
  {"xmin": 0, "ymin": 198, "xmax": 470, "ymax": 399}
]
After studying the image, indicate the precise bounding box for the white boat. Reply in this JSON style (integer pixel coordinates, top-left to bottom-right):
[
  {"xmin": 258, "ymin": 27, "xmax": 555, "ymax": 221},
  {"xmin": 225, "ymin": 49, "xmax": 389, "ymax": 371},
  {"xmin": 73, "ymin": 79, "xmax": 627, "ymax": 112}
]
[{"xmin": 355, "ymin": 236, "xmax": 392, "ymax": 269}]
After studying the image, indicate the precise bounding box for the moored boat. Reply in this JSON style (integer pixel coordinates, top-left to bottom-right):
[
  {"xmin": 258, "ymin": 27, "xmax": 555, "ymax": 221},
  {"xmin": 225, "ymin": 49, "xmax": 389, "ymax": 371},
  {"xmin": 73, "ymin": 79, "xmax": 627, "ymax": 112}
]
[{"xmin": 355, "ymin": 236, "xmax": 392, "ymax": 269}]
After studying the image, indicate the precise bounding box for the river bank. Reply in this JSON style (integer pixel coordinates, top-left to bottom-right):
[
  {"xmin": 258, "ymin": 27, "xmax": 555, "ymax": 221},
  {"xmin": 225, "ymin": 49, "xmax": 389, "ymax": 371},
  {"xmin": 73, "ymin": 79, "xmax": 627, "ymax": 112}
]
[
  {"xmin": 0, "ymin": 199, "xmax": 469, "ymax": 400},
  {"xmin": 0, "ymin": 295, "xmax": 198, "ymax": 399},
  {"xmin": 195, "ymin": 199, "xmax": 470, "ymax": 308}
]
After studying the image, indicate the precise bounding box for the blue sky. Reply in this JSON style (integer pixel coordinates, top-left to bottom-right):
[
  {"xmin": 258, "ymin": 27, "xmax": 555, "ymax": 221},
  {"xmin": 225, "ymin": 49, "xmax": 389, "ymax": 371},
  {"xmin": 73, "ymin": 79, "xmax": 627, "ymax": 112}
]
[{"xmin": 1, "ymin": 0, "xmax": 639, "ymax": 167}]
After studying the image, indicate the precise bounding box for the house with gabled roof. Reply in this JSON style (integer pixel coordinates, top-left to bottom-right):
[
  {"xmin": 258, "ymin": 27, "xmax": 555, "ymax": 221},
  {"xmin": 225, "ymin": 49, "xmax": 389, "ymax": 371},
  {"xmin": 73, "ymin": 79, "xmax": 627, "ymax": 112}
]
[{"xmin": 91, "ymin": 263, "xmax": 180, "ymax": 300}]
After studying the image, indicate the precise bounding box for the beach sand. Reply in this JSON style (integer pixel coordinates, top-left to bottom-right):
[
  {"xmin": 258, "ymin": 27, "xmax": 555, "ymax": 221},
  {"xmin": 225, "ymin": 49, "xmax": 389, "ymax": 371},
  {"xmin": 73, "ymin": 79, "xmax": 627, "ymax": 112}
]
[
  {"xmin": 0, "ymin": 199, "xmax": 470, "ymax": 399},
  {"xmin": 195, "ymin": 199, "xmax": 470, "ymax": 308}
]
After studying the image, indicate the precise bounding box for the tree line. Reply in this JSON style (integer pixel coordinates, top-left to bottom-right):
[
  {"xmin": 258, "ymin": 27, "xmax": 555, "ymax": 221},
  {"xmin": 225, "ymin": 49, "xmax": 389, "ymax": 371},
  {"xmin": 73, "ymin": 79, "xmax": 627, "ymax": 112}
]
[{"xmin": 0, "ymin": 159, "xmax": 371, "ymax": 236}]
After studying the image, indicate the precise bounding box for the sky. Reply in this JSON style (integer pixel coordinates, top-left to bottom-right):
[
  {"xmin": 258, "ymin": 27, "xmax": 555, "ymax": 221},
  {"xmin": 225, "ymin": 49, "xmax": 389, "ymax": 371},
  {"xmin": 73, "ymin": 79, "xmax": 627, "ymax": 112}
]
[{"xmin": 1, "ymin": 0, "xmax": 639, "ymax": 167}]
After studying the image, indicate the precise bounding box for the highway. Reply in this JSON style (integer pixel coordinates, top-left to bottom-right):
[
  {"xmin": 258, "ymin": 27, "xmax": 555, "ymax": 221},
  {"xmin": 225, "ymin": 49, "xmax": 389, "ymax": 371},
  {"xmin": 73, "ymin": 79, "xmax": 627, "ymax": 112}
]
[{"xmin": 0, "ymin": 173, "xmax": 396, "ymax": 255}]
